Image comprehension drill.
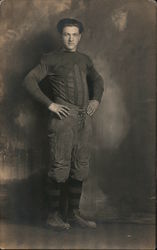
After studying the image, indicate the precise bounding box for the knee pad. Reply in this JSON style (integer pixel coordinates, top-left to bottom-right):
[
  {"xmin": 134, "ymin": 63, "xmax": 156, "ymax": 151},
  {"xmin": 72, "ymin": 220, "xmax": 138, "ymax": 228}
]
[{"xmin": 48, "ymin": 163, "xmax": 70, "ymax": 183}]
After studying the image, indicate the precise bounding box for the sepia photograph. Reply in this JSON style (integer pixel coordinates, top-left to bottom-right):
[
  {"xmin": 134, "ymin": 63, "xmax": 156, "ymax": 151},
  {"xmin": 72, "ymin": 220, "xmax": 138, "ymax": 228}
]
[{"xmin": 0, "ymin": 0, "xmax": 156, "ymax": 249}]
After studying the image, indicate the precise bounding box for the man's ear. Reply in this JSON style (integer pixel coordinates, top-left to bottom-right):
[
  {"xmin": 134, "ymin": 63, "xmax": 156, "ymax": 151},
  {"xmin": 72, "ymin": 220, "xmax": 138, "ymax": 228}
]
[{"xmin": 79, "ymin": 34, "xmax": 82, "ymax": 41}]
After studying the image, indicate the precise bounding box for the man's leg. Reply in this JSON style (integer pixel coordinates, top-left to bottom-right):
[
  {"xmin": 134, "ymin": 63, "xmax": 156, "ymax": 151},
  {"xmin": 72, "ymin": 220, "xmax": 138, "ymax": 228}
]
[
  {"xmin": 68, "ymin": 114, "xmax": 96, "ymax": 228},
  {"xmin": 46, "ymin": 178, "xmax": 61, "ymax": 215},
  {"xmin": 46, "ymin": 115, "xmax": 74, "ymax": 229},
  {"xmin": 68, "ymin": 176, "xmax": 83, "ymax": 217}
]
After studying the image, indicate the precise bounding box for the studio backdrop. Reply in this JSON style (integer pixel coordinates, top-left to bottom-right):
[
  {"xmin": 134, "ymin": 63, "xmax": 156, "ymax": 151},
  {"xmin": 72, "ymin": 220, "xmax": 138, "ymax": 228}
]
[{"xmin": 0, "ymin": 0, "xmax": 155, "ymax": 223}]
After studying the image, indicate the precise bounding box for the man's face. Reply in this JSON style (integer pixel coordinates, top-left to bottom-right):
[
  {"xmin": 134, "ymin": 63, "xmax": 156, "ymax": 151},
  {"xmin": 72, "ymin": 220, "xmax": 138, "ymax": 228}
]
[{"xmin": 61, "ymin": 26, "xmax": 81, "ymax": 52}]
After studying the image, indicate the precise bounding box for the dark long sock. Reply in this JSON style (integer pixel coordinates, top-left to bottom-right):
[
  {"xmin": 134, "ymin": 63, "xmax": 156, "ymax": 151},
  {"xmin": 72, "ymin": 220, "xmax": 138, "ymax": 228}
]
[
  {"xmin": 59, "ymin": 180, "xmax": 69, "ymax": 219},
  {"xmin": 46, "ymin": 178, "xmax": 61, "ymax": 214},
  {"xmin": 68, "ymin": 177, "xmax": 83, "ymax": 216}
]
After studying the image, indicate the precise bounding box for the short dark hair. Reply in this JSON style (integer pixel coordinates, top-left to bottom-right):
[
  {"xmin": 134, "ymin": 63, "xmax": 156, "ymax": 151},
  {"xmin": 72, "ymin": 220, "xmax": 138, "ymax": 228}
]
[{"xmin": 57, "ymin": 18, "xmax": 84, "ymax": 34}]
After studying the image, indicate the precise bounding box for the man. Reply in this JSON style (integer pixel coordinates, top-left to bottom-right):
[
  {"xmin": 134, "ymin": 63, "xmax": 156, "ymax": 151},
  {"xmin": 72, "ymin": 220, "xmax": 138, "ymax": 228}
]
[{"xmin": 23, "ymin": 18, "xmax": 104, "ymax": 230}]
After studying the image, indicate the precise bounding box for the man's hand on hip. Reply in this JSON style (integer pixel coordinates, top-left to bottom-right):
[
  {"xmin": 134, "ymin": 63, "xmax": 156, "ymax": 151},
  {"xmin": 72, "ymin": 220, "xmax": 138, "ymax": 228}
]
[
  {"xmin": 87, "ymin": 100, "xmax": 99, "ymax": 116},
  {"xmin": 48, "ymin": 103, "xmax": 70, "ymax": 119}
]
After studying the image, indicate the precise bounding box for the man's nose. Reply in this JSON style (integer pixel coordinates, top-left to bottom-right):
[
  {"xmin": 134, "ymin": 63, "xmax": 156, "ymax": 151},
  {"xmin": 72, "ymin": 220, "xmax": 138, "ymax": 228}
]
[{"xmin": 69, "ymin": 35, "xmax": 73, "ymax": 41}]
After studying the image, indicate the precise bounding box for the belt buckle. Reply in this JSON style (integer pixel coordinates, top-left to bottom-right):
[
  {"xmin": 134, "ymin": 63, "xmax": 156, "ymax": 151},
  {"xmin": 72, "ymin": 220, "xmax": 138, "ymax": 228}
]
[{"xmin": 78, "ymin": 110, "xmax": 85, "ymax": 118}]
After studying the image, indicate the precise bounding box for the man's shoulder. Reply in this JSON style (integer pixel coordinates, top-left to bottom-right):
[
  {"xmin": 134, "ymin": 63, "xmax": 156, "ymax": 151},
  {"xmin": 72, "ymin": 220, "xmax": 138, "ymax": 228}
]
[
  {"xmin": 77, "ymin": 51, "xmax": 92, "ymax": 64},
  {"xmin": 77, "ymin": 51, "xmax": 89, "ymax": 59},
  {"xmin": 42, "ymin": 50, "xmax": 58, "ymax": 59}
]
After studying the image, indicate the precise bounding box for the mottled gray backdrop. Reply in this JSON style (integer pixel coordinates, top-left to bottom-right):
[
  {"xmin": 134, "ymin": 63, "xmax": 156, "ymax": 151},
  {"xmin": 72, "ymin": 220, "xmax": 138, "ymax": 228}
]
[{"xmin": 0, "ymin": 0, "xmax": 156, "ymax": 224}]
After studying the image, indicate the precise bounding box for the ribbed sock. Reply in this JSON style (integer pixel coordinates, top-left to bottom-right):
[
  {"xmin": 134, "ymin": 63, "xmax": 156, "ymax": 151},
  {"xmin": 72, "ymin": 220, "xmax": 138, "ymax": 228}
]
[
  {"xmin": 46, "ymin": 178, "xmax": 61, "ymax": 214},
  {"xmin": 68, "ymin": 177, "xmax": 83, "ymax": 216}
]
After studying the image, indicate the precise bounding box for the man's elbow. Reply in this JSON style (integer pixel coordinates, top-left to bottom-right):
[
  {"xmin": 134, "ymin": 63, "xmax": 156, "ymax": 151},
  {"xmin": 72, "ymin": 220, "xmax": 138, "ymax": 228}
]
[
  {"xmin": 98, "ymin": 76, "xmax": 105, "ymax": 92},
  {"xmin": 23, "ymin": 75, "xmax": 37, "ymax": 100},
  {"xmin": 23, "ymin": 72, "xmax": 36, "ymax": 91}
]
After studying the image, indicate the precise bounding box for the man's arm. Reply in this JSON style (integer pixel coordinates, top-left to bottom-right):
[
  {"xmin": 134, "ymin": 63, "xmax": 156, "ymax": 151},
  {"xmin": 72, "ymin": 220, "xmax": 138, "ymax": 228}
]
[
  {"xmin": 23, "ymin": 56, "xmax": 53, "ymax": 107},
  {"xmin": 87, "ymin": 57, "xmax": 104, "ymax": 116},
  {"xmin": 23, "ymin": 55, "xmax": 70, "ymax": 119}
]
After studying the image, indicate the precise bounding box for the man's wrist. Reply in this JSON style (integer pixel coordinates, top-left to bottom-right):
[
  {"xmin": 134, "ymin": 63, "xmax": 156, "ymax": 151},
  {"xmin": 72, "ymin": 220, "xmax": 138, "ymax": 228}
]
[
  {"xmin": 91, "ymin": 99, "xmax": 100, "ymax": 104},
  {"xmin": 48, "ymin": 102, "xmax": 54, "ymax": 109}
]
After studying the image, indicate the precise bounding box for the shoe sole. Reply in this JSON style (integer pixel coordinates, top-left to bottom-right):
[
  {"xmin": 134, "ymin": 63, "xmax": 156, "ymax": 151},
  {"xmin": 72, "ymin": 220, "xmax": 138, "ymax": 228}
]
[
  {"xmin": 46, "ymin": 223, "xmax": 71, "ymax": 231},
  {"xmin": 70, "ymin": 215, "xmax": 97, "ymax": 229}
]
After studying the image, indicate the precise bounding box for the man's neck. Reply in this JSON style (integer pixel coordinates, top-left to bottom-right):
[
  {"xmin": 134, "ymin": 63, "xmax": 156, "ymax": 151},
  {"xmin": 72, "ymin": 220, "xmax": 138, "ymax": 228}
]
[{"xmin": 62, "ymin": 47, "xmax": 77, "ymax": 53}]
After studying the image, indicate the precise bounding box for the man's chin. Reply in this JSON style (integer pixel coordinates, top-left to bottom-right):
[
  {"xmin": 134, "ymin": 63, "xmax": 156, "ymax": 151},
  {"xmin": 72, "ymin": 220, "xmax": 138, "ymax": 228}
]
[{"xmin": 64, "ymin": 46, "xmax": 77, "ymax": 52}]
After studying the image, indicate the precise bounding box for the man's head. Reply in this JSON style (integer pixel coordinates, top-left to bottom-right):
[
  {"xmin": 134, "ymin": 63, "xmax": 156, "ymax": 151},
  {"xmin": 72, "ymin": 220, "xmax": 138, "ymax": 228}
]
[{"xmin": 57, "ymin": 18, "xmax": 84, "ymax": 52}]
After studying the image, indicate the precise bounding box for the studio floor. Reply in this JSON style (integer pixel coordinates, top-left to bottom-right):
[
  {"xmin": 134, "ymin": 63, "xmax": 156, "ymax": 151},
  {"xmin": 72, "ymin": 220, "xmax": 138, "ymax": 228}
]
[{"xmin": 0, "ymin": 220, "xmax": 155, "ymax": 249}]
